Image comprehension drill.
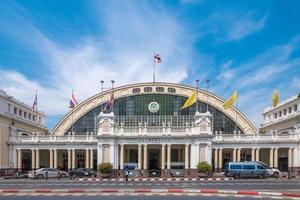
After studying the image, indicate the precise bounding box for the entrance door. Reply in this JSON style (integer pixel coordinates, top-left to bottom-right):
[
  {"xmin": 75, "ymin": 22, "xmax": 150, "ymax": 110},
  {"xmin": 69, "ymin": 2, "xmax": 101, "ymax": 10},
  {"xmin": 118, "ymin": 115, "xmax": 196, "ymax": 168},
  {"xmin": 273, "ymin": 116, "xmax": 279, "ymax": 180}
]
[{"xmin": 149, "ymin": 150, "xmax": 159, "ymax": 169}]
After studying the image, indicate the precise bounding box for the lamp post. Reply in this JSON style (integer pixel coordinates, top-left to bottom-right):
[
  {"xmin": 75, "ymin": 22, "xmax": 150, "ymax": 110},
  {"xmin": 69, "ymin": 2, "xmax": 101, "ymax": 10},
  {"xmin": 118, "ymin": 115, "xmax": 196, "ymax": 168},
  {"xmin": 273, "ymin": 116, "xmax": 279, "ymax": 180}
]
[
  {"xmin": 100, "ymin": 80, "xmax": 104, "ymax": 92},
  {"xmin": 195, "ymin": 79, "xmax": 199, "ymax": 112}
]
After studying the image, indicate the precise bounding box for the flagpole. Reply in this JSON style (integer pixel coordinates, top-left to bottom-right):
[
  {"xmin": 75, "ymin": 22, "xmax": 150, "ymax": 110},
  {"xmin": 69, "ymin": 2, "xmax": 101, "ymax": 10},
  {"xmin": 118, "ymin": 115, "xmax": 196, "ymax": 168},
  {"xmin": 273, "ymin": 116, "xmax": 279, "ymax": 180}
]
[
  {"xmin": 153, "ymin": 52, "xmax": 156, "ymax": 82},
  {"xmin": 235, "ymin": 89, "xmax": 238, "ymax": 134},
  {"xmin": 35, "ymin": 89, "xmax": 38, "ymax": 140},
  {"xmin": 71, "ymin": 89, "xmax": 74, "ymax": 134},
  {"xmin": 206, "ymin": 79, "xmax": 210, "ymax": 112},
  {"xmin": 195, "ymin": 79, "xmax": 199, "ymax": 113}
]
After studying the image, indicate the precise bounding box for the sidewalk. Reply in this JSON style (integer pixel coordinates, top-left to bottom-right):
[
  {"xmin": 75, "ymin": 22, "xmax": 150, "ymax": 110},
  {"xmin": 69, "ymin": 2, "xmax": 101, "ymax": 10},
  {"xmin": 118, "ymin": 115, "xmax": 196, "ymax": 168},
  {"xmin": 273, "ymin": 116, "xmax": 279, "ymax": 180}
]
[{"xmin": 76, "ymin": 177, "xmax": 234, "ymax": 182}]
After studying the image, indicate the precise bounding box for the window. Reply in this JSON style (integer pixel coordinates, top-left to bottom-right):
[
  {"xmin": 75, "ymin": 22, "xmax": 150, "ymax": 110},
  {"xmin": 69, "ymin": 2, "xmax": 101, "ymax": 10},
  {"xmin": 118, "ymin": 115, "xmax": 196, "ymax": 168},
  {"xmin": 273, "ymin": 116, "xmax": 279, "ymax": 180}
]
[
  {"xmin": 167, "ymin": 87, "xmax": 176, "ymax": 93},
  {"xmin": 132, "ymin": 88, "xmax": 141, "ymax": 93},
  {"xmin": 257, "ymin": 165, "xmax": 265, "ymax": 170},
  {"xmin": 288, "ymin": 107, "xmax": 292, "ymax": 114},
  {"xmin": 144, "ymin": 87, "xmax": 152, "ymax": 92},
  {"xmin": 283, "ymin": 109, "xmax": 286, "ymax": 115},
  {"xmin": 33, "ymin": 115, "xmax": 36, "ymax": 121},
  {"xmin": 14, "ymin": 107, "xmax": 17, "ymax": 115},
  {"xmin": 279, "ymin": 111, "xmax": 282, "ymax": 117},
  {"xmin": 24, "ymin": 112, "xmax": 27, "ymax": 118},
  {"xmin": 274, "ymin": 113, "xmax": 277, "ymax": 119},
  {"xmin": 39, "ymin": 117, "xmax": 42, "ymax": 124},
  {"xmin": 156, "ymin": 87, "xmax": 164, "ymax": 92},
  {"xmin": 19, "ymin": 110, "xmax": 23, "ymax": 116},
  {"xmin": 243, "ymin": 165, "xmax": 255, "ymax": 170},
  {"xmin": 294, "ymin": 105, "xmax": 298, "ymax": 112},
  {"xmin": 8, "ymin": 104, "xmax": 11, "ymax": 113},
  {"xmin": 230, "ymin": 164, "xmax": 242, "ymax": 170},
  {"xmin": 28, "ymin": 114, "xmax": 31, "ymax": 120}
]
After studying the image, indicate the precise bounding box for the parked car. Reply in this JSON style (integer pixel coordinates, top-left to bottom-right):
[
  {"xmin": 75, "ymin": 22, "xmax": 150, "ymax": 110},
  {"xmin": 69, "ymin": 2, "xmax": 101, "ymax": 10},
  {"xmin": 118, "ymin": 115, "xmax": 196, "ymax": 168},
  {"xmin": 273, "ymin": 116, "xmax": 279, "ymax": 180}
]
[
  {"xmin": 28, "ymin": 168, "xmax": 69, "ymax": 179},
  {"xmin": 69, "ymin": 168, "xmax": 97, "ymax": 178},
  {"xmin": 256, "ymin": 161, "xmax": 281, "ymax": 178},
  {"xmin": 223, "ymin": 162, "xmax": 268, "ymax": 179},
  {"xmin": 170, "ymin": 162, "xmax": 185, "ymax": 177}
]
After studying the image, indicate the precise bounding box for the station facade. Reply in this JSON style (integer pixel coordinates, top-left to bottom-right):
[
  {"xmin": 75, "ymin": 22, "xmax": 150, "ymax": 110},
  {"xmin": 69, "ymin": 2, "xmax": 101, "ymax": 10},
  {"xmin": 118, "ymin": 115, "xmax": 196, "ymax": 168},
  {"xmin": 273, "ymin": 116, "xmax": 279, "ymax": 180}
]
[{"xmin": 3, "ymin": 82, "xmax": 300, "ymax": 177}]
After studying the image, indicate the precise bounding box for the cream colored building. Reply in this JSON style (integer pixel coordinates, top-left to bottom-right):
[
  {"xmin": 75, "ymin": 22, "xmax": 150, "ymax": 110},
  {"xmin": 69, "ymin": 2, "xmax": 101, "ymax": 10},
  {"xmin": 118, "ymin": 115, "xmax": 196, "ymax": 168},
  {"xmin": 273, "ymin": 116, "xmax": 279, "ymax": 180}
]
[
  {"xmin": 0, "ymin": 89, "xmax": 48, "ymax": 169},
  {"xmin": 4, "ymin": 83, "xmax": 300, "ymax": 177}
]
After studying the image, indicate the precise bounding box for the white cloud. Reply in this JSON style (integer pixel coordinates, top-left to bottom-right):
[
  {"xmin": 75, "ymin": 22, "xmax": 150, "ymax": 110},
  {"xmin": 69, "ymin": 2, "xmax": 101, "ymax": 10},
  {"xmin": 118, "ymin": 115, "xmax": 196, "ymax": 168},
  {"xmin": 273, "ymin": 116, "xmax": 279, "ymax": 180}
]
[
  {"xmin": 200, "ymin": 11, "xmax": 268, "ymax": 42},
  {"xmin": 0, "ymin": 1, "xmax": 192, "ymax": 121}
]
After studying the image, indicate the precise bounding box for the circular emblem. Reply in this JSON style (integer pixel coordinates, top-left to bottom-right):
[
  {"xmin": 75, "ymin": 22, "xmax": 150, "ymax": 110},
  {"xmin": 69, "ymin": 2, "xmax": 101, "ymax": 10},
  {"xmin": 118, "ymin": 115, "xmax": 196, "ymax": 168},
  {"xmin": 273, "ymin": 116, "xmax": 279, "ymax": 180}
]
[{"xmin": 148, "ymin": 102, "xmax": 159, "ymax": 113}]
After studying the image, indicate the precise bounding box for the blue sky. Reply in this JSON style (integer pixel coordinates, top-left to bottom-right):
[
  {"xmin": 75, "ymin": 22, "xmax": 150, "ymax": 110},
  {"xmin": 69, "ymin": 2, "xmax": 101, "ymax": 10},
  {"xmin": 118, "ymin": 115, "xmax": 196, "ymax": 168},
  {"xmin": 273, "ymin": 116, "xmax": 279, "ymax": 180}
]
[{"xmin": 0, "ymin": 0, "xmax": 300, "ymax": 129}]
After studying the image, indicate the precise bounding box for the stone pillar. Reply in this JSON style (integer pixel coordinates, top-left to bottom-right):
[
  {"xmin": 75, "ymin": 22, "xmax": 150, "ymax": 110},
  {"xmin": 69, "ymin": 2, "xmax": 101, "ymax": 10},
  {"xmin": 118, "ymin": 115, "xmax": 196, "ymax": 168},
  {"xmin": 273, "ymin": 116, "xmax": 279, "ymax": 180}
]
[
  {"xmin": 274, "ymin": 148, "xmax": 278, "ymax": 168},
  {"xmin": 31, "ymin": 149, "xmax": 36, "ymax": 170},
  {"xmin": 90, "ymin": 149, "xmax": 94, "ymax": 169},
  {"xmin": 17, "ymin": 149, "xmax": 21, "ymax": 170},
  {"xmin": 232, "ymin": 148, "xmax": 236, "ymax": 162},
  {"xmin": 185, "ymin": 144, "xmax": 189, "ymax": 169},
  {"xmin": 120, "ymin": 144, "xmax": 124, "ymax": 170},
  {"xmin": 49, "ymin": 149, "xmax": 53, "ymax": 168},
  {"xmin": 214, "ymin": 149, "xmax": 218, "ymax": 171},
  {"xmin": 85, "ymin": 149, "xmax": 89, "ymax": 169},
  {"xmin": 288, "ymin": 148, "xmax": 293, "ymax": 170},
  {"xmin": 36, "ymin": 149, "xmax": 40, "ymax": 169},
  {"xmin": 269, "ymin": 148, "xmax": 274, "ymax": 168},
  {"xmin": 143, "ymin": 144, "xmax": 148, "ymax": 170},
  {"xmin": 97, "ymin": 144, "xmax": 103, "ymax": 165},
  {"xmin": 255, "ymin": 148, "xmax": 260, "ymax": 161},
  {"xmin": 72, "ymin": 149, "xmax": 76, "ymax": 169},
  {"xmin": 251, "ymin": 148, "xmax": 255, "ymax": 161},
  {"xmin": 68, "ymin": 149, "xmax": 71, "ymax": 171},
  {"xmin": 53, "ymin": 149, "xmax": 57, "ymax": 169},
  {"xmin": 237, "ymin": 148, "xmax": 241, "ymax": 162},
  {"xmin": 138, "ymin": 144, "xmax": 142, "ymax": 170},
  {"xmin": 167, "ymin": 144, "xmax": 171, "ymax": 169},
  {"xmin": 161, "ymin": 144, "xmax": 165, "ymax": 169},
  {"xmin": 218, "ymin": 148, "xmax": 223, "ymax": 171}
]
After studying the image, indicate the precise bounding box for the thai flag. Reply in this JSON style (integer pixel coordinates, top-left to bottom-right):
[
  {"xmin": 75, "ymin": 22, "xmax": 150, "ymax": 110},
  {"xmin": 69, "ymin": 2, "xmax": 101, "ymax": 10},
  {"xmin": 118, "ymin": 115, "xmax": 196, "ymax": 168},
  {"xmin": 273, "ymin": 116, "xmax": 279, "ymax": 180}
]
[
  {"xmin": 104, "ymin": 93, "xmax": 114, "ymax": 111},
  {"xmin": 69, "ymin": 93, "xmax": 78, "ymax": 109},
  {"xmin": 154, "ymin": 54, "xmax": 161, "ymax": 63}
]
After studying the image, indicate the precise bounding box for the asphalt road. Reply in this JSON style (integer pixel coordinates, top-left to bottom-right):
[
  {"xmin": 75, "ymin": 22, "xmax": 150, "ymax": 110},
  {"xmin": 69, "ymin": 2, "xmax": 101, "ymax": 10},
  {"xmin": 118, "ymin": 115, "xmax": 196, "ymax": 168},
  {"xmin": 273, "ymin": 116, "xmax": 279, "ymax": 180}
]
[
  {"xmin": 0, "ymin": 194, "xmax": 286, "ymax": 200},
  {"xmin": 0, "ymin": 178, "xmax": 300, "ymax": 193}
]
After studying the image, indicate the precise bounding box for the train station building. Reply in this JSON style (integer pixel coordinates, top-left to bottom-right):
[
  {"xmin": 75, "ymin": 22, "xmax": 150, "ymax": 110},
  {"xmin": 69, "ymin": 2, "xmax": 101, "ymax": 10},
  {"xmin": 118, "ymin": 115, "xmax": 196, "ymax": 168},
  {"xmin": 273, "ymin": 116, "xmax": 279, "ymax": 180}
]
[{"xmin": 1, "ymin": 82, "xmax": 300, "ymax": 177}]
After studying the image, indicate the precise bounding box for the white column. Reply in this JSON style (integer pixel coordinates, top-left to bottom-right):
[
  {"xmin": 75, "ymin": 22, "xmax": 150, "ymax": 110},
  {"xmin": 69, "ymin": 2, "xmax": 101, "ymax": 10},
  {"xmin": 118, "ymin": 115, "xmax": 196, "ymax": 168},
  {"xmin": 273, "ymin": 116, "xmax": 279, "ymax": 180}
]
[
  {"xmin": 190, "ymin": 144, "xmax": 199, "ymax": 169},
  {"xmin": 31, "ymin": 149, "xmax": 35, "ymax": 170},
  {"xmin": 288, "ymin": 148, "xmax": 293, "ymax": 169},
  {"xmin": 232, "ymin": 148, "xmax": 236, "ymax": 162},
  {"xmin": 143, "ymin": 144, "xmax": 148, "ymax": 170},
  {"xmin": 109, "ymin": 144, "xmax": 115, "ymax": 167},
  {"xmin": 218, "ymin": 148, "xmax": 223, "ymax": 170},
  {"xmin": 138, "ymin": 144, "xmax": 142, "ymax": 170},
  {"xmin": 206, "ymin": 145, "xmax": 212, "ymax": 165},
  {"xmin": 17, "ymin": 149, "xmax": 21, "ymax": 170},
  {"xmin": 85, "ymin": 149, "xmax": 89, "ymax": 169},
  {"xmin": 274, "ymin": 148, "xmax": 278, "ymax": 168},
  {"xmin": 161, "ymin": 144, "xmax": 165, "ymax": 169},
  {"xmin": 255, "ymin": 148, "xmax": 260, "ymax": 162},
  {"xmin": 97, "ymin": 144, "xmax": 103, "ymax": 165},
  {"xmin": 185, "ymin": 144, "xmax": 189, "ymax": 169},
  {"xmin": 269, "ymin": 148, "xmax": 274, "ymax": 168},
  {"xmin": 214, "ymin": 149, "xmax": 218, "ymax": 170},
  {"xmin": 36, "ymin": 149, "xmax": 40, "ymax": 169},
  {"xmin": 167, "ymin": 144, "xmax": 171, "ymax": 169},
  {"xmin": 90, "ymin": 149, "xmax": 94, "ymax": 169},
  {"xmin": 237, "ymin": 148, "xmax": 241, "ymax": 162},
  {"xmin": 120, "ymin": 144, "xmax": 124, "ymax": 170},
  {"xmin": 68, "ymin": 149, "xmax": 71, "ymax": 170},
  {"xmin": 49, "ymin": 149, "xmax": 53, "ymax": 168},
  {"xmin": 72, "ymin": 149, "xmax": 76, "ymax": 169},
  {"xmin": 53, "ymin": 149, "xmax": 57, "ymax": 169},
  {"xmin": 251, "ymin": 148, "xmax": 255, "ymax": 161}
]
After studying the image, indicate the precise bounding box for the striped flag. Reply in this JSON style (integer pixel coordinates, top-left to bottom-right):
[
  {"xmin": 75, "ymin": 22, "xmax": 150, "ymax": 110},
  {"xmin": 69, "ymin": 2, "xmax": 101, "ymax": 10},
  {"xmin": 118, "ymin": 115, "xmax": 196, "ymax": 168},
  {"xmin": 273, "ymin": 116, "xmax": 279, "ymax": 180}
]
[
  {"xmin": 69, "ymin": 92, "xmax": 78, "ymax": 109},
  {"xmin": 32, "ymin": 93, "xmax": 37, "ymax": 110}
]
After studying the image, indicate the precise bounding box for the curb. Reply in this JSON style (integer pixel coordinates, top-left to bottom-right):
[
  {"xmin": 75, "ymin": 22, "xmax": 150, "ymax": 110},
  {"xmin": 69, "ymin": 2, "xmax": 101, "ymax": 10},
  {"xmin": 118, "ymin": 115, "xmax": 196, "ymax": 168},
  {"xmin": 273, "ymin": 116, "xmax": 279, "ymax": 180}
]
[
  {"xmin": 76, "ymin": 177, "xmax": 233, "ymax": 182},
  {"xmin": 1, "ymin": 188, "xmax": 299, "ymax": 198}
]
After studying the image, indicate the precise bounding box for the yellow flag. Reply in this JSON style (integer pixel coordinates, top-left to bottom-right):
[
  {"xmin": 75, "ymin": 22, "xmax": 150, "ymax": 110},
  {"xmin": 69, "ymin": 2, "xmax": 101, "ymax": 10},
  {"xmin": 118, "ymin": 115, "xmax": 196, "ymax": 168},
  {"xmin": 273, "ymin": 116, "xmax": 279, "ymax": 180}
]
[
  {"xmin": 272, "ymin": 89, "xmax": 279, "ymax": 107},
  {"xmin": 181, "ymin": 91, "xmax": 197, "ymax": 109},
  {"xmin": 223, "ymin": 90, "xmax": 237, "ymax": 110}
]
